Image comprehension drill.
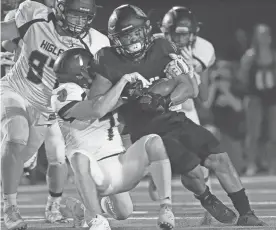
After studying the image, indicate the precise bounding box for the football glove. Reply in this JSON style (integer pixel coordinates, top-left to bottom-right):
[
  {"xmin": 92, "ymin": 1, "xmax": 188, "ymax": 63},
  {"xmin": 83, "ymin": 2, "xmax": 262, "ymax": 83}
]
[
  {"xmin": 164, "ymin": 53, "xmax": 190, "ymax": 79},
  {"xmin": 139, "ymin": 92, "xmax": 172, "ymax": 113},
  {"xmin": 121, "ymin": 80, "xmax": 145, "ymax": 100}
]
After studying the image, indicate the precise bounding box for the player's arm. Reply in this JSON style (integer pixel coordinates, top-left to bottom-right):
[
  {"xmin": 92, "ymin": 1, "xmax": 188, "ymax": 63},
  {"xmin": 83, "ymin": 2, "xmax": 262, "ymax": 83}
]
[
  {"xmin": 1, "ymin": 19, "xmax": 20, "ymax": 41},
  {"xmin": 170, "ymin": 73, "xmax": 198, "ymax": 105},
  {"xmin": 164, "ymin": 53, "xmax": 199, "ymax": 105},
  {"xmin": 62, "ymin": 74, "xmax": 130, "ymax": 121},
  {"xmin": 196, "ymin": 69, "xmax": 209, "ymax": 101}
]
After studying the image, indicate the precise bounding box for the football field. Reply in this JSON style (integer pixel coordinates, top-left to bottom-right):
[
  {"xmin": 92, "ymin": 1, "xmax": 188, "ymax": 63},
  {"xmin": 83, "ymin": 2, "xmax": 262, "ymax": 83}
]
[{"xmin": 1, "ymin": 176, "xmax": 276, "ymax": 230}]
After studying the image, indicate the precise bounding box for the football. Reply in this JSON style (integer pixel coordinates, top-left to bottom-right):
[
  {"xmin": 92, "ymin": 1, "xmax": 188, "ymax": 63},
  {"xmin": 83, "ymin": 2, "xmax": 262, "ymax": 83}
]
[{"xmin": 148, "ymin": 78, "xmax": 178, "ymax": 97}]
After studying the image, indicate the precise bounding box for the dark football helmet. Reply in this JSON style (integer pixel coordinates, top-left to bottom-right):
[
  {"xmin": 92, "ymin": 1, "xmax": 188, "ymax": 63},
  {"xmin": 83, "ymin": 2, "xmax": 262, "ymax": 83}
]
[
  {"xmin": 53, "ymin": 48, "xmax": 94, "ymax": 88},
  {"xmin": 54, "ymin": 0, "xmax": 97, "ymax": 38},
  {"xmin": 108, "ymin": 4, "xmax": 152, "ymax": 60},
  {"xmin": 161, "ymin": 6, "xmax": 200, "ymax": 48}
]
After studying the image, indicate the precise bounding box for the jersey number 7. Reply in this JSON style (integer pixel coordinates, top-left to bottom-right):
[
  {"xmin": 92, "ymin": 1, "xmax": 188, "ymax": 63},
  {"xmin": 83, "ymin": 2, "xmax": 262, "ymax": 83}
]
[{"xmin": 27, "ymin": 50, "xmax": 56, "ymax": 84}]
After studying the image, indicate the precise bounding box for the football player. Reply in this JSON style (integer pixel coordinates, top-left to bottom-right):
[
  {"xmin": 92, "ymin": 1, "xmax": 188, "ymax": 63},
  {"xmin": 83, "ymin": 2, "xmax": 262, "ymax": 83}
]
[
  {"xmin": 51, "ymin": 48, "xmax": 175, "ymax": 230},
  {"xmin": 148, "ymin": 6, "xmax": 215, "ymax": 222},
  {"xmin": 90, "ymin": 4, "xmax": 267, "ymax": 227},
  {"xmin": 0, "ymin": 0, "xmax": 109, "ymax": 229}
]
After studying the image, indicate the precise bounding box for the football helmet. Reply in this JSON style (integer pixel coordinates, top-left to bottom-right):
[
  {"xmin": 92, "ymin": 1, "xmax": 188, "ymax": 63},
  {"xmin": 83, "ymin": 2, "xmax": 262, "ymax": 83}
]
[
  {"xmin": 54, "ymin": 0, "xmax": 97, "ymax": 38},
  {"xmin": 108, "ymin": 4, "xmax": 152, "ymax": 60},
  {"xmin": 161, "ymin": 6, "xmax": 200, "ymax": 48},
  {"xmin": 53, "ymin": 48, "xmax": 94, "ymax": 88}
]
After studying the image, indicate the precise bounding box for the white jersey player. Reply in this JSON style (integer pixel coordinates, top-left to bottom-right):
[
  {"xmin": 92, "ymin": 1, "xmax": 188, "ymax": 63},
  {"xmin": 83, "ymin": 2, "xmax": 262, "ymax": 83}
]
[
  {"xmin": 148, "ymin": 5, "xmax": 216, "ymax": 222},
  {"xmin": 0, "ymin": 0, "xmax": 109, "ymax": 229},
  {"xmin": 51, "ymin": 48, "xmax": 175, "ymax": 230}
]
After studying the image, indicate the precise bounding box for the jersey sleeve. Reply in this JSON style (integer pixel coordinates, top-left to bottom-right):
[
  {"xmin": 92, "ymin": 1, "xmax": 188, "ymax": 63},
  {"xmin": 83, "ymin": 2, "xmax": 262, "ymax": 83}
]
[
  {"xmin": 14, "ymin": 1, "xmax": 52, "ymax": 40},
  {"xmin": 193, "ymin": 37, "xmax": 216, "ymax": 70},
  {"xmin": 4, "ymin": 9, "xmax": 17, "ymax": 21},
  {"xmin": 51, "ymin": 83, "xmax": 86, "ymax": 121},
  {"xmin": 87, "ymin": 28, "xmax": 110, "ymax": 55}
]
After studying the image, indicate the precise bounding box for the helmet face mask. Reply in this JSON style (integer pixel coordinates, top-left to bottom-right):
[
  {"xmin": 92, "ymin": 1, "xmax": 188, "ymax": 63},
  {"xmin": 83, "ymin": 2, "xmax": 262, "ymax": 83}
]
[
  {"xmin": 55, "ymin": 0, "xmax": 96, "ymax": 38},
  {"xmin": 161, "ymin": 6, "xmax": 200, "ymax": 49},
  {"xmin": 108, "ymin": 5, "xmax": 152, "ymax": 61},
  {"xmin": 65, "ymin": 10, "xmax": 94, "ymax": 36},
  {"xmin": 113, "ymin": 26, "xmax": 148, "ymax": 57},
  {"xmin": 169, "ymin": 19, "xmax": 196, "ymax": 48}
]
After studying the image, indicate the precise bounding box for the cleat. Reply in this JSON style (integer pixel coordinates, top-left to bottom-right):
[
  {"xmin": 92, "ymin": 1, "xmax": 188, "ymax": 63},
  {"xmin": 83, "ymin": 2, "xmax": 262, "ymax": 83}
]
[
  {"xmin": 45, "ymin": 196, "xmax": 69, "ymax": 223},
  {"xmin": 157, "ymin": 205, "xmax": 175, "ymax": 230},
  {"xmin": 3, "ymin": 205, "xmax": 27, "ymax": 230},
  {"xmin": 87, "ymin": 214, "xmax": 111, "ymax": 230},
  {"xmin": 100, "ymin": 196, "xmax": 118, "ymax": 219},
  {"xmin": 63, "ymin": 197, "xmax": 85, "ymax": 227},
  {"xmin": 196, "ymin": 193, "xmax": 237, "ymax": 224},
  {"xmin": 237, "ymin": 210, "xmax": 268, "ymax": 226}
]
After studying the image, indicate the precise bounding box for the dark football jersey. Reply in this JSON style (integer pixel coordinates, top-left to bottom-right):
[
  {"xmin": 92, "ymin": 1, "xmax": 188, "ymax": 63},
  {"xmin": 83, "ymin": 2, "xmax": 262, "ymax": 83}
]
[{"xmin": 94, "ymin": 37, "xmax": 180, "ymax": 141}]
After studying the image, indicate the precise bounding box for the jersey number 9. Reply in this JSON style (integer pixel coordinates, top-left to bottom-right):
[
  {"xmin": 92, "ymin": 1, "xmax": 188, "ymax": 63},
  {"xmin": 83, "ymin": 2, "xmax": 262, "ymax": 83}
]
[{"xmin": 27, "ymin": 50, "xmax": 56, "ymax": 84}]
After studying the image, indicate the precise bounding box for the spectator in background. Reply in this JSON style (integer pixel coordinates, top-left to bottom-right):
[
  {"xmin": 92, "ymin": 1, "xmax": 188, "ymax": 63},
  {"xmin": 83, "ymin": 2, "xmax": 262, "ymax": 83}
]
[
  {"xmin": 204, "ymin": 59, "xmax": 246, "ymax": 174},
  {"xmin": 239, "ymin": 24, "xmax": 276, "ymax": 176}
]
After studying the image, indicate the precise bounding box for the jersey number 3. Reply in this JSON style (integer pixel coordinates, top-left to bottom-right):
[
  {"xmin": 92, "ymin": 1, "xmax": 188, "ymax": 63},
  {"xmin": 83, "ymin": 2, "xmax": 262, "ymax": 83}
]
[{"xmin": 27, "ymin": 50, "xmax": 55, "ymax": 84}]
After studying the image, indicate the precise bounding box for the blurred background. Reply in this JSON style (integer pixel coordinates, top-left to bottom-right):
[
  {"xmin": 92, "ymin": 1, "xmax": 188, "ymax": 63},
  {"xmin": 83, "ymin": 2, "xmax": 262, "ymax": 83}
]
[{"xmin": 1, "ymin": 0, "xmax": 276, "ymax": 185}]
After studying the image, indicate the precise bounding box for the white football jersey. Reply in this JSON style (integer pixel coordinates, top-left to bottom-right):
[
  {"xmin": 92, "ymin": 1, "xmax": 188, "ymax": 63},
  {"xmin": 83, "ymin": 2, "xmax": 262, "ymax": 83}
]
[
  {"xmin": 192, "ymin": 36, "xmax": 215, "ymax": 71},
  {"xmin": 51, "ymin": 83, "xmax": 125, "ymax": 161},
  {"xmin": 177, "ymin": 36, "xmax": 216, "ymax": 123},
  {"xmin": 2, "ymin": 1, "xmax": 110, "ymax": 115}
]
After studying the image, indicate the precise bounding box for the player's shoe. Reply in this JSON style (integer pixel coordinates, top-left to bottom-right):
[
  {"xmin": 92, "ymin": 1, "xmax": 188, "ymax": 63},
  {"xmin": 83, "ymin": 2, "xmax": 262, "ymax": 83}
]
[
  {"xmin": 87, "ymin": 214, "xmax": 111, "ymax": 230},
  {"xmin": 63, "ymin": 197, "xmax": 85, "ymax": 227},
  {"xmin": 237, "ymin": 210, "xmax": 268, "ymax": 226},
  {"xmin": 3, "ymin": 205, "xmax": 27, "ymax": 230},
  {"xmin": 100, "ymin": 196, "xmax": 118, "ymax": 219},
  {"xmin": 195, "ymin": 193, "xmax": 237, "ymax": 224},
  {"xmin": 45, "ymin": 196, "xmax": 68, "ymax": 223},
  {"xmin": 157, "ymin": 204, "xmax": 175, "ymax": 230}
]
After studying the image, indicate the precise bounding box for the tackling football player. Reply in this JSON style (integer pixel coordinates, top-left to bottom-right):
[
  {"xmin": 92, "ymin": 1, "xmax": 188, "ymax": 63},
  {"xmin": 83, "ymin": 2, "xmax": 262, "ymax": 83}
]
[
  {"xmin": 0, "ymin": 0, "xmax": 109, "ymax": 229},
  {"xmin": 51, "ymin": 48, "xmax": 175, "ymax": 230},
  {"xmin": 90, "ymin": 4, "xmax": 267, "ymax": 227}
]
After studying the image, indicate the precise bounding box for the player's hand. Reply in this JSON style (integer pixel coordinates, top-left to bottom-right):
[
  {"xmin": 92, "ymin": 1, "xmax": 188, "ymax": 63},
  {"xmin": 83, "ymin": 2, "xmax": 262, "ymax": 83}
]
[
  {"xmin": 122, "ymin": 72, "xmax": 151, "ymax": 88},
  {"xmin": 164, "ymin": 54, "xmax": 190, "ymax": 79},
  {"xmin": 180, "ymin": 46, "xmax": 193, "ymax": 65},
  {"xmin": 0, "ymin": 52, "xmax": 15, "ymax": 66}
]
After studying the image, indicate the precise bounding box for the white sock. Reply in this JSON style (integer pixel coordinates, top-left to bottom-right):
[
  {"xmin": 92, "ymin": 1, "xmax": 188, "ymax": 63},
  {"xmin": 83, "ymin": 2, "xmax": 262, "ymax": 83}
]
[
  {"xmin": 148, "ymin": 159, "xmax": 172, "ymax": 206},
  {"xmin": 3, "ymin": 193, "xmax": 17, "ymax": 209}
]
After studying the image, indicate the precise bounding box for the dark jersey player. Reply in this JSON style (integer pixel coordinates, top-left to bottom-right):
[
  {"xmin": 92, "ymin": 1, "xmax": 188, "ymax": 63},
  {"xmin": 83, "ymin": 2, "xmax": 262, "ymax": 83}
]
[{"xmin": 91, "ymin": 4, "xmax": 267, "ymax": 227}]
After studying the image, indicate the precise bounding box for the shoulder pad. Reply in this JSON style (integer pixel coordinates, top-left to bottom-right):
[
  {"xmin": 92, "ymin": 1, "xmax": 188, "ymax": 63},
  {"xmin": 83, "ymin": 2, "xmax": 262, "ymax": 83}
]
[
  {"xmin": 4, "ymin": 9, "xmax": 17, "ymax": 21},
  {"xmin": 15, "ymin": 1, "xmax": 52, "ymax": 28},
  {"xmin": 84, "ymin": 28, "xmax": 111, "ymax": 55},
  {"xmin": 51, "ymin": 83, "xmax": 86, "ymax": 113},
  {"xmin": 193, "ymin": 36, "xmax": 215, "ymax": 68}
]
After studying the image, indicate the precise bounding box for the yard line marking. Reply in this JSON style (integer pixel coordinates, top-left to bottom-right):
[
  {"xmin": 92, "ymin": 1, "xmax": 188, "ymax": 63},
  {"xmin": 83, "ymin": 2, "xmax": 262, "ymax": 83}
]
[
  {"xmin": 1, "ymin": 201, "xmax": 276, "ymax": 209},
  {"xmin": 1, "ymin": 215, "xmax": 275, "ymax": 223},
  {"xmin": 16, "ymin": 176, "xmax": 276, "ymax": 192},
  {"xmin": 134, "ymin": 201, "xmax": 276, "ymax": 206}
]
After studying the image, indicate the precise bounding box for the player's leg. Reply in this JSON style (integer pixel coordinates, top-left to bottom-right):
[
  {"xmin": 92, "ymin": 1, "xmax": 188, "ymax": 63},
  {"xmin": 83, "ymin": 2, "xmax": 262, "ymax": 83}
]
[
  {"xmin": 1, "ymin": 88, "xmax": 34, "ymax": 230},
  {"xmin": 99, "ymin": 134, "xmax": 175, "ymax": 229},
  {"xmin": 100, "ymin": 192, "xmax": 133, "ymax": 220},
  {"xmin": 180, "ymin": 117, "xmax": 267, "ymax": 226},
  {"xmin": 44, "ymin": 121, "xmax": 68, "ymax": 223},
  {"xmin": 69, "ymin": 151, "xmax": 110, "ymax": 229}
]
